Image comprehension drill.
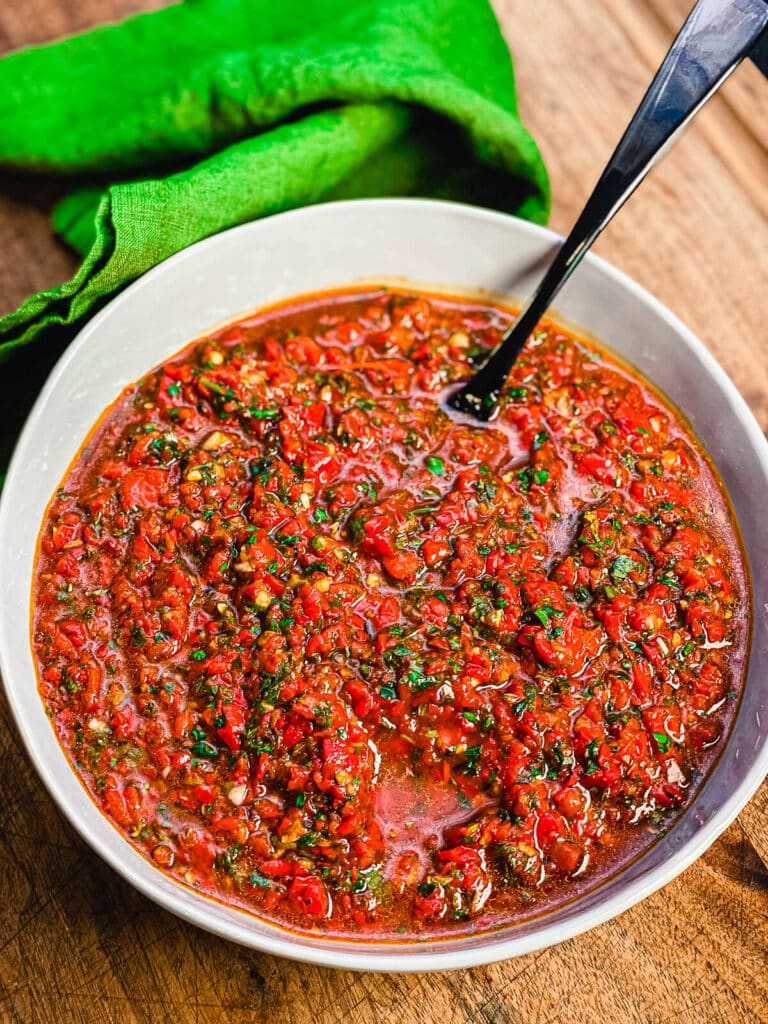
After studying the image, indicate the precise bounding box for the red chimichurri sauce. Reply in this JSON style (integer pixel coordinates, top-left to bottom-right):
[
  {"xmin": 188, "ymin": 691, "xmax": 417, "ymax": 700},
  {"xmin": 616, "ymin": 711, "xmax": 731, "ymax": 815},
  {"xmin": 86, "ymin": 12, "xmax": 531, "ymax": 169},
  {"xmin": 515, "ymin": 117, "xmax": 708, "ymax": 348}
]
[{"xmin": 32, "ymin": 288, "xmax": 748, "ymax": 937}]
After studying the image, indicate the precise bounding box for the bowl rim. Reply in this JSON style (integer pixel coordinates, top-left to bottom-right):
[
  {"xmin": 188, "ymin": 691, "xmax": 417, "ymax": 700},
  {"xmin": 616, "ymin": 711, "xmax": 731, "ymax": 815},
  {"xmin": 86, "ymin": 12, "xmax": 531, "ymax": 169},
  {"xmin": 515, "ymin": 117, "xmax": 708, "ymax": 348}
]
[{"xmin": 2, "ymin": 196, "xmax": 767, "ymax": 973}]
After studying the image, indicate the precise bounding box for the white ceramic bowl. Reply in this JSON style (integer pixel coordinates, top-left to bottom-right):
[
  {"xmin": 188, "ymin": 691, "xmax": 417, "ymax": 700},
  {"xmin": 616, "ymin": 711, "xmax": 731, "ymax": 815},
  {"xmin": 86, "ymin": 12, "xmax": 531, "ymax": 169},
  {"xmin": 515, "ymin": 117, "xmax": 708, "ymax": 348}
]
[{"xmin": 1, "ymin": 199, "xmax": 766, "ymax": 972}]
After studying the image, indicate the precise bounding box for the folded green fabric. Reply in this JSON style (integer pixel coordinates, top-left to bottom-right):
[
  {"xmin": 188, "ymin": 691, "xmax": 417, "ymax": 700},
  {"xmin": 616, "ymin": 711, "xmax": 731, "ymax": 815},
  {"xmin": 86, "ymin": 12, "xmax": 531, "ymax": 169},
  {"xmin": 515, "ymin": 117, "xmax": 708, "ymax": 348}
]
[{"xmin": 0, "ymin": 0, "xmax": 548, "ymax": 355}]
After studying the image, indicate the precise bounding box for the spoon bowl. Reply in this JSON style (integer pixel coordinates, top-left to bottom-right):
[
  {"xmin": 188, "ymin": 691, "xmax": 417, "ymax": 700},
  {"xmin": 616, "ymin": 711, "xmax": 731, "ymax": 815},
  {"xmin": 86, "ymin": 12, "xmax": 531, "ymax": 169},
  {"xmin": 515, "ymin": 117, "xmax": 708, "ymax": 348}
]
[{"xmin": 450, "ymin": 0, "xmax": 768, "ymax": 421}]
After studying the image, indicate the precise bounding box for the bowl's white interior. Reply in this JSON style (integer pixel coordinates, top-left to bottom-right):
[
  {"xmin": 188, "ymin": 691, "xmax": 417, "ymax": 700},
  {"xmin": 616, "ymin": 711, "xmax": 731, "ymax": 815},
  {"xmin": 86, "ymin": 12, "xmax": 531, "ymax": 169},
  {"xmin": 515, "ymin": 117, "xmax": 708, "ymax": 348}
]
[{"xmin": 1, "ymin": 199, "xmax": 766, "ymax": 972}]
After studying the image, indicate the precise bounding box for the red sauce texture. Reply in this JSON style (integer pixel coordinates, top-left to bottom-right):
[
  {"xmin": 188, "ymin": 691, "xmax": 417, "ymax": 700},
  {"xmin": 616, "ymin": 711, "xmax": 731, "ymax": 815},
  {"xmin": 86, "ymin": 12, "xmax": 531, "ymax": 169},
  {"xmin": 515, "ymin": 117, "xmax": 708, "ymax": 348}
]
[{"xmin": 32, "ymin": 289, "xmax": 748, "ymax": 937}]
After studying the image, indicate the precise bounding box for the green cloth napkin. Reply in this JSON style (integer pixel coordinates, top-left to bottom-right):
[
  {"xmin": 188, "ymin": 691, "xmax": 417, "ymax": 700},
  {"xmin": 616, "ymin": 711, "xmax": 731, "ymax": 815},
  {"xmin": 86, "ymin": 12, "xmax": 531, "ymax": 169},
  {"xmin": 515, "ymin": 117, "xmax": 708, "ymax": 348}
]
[
  {"xmin": 0, "ymin": 0, "xmax": 549, "ymax": 474},
  {"xmin": 0, "ymin": 0, "xmax": 549, "ymax": 351}
]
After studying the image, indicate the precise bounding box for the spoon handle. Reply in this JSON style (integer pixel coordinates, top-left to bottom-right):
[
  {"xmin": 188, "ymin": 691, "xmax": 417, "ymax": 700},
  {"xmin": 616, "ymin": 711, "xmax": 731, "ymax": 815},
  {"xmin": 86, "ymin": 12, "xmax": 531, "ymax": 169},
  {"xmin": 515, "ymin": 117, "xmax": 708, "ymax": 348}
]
[{"xmin": 452, "ymin": 0, "xmax": 768, "ymax": 420}]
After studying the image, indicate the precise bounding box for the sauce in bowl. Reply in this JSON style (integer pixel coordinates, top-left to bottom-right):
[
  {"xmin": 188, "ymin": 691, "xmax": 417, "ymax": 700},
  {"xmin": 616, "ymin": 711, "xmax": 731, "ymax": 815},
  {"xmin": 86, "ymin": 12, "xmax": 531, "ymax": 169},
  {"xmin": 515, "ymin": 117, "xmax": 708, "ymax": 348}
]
[{"xmin": 32, "ymin": 288, "xmax": 747, "ymax": 937}]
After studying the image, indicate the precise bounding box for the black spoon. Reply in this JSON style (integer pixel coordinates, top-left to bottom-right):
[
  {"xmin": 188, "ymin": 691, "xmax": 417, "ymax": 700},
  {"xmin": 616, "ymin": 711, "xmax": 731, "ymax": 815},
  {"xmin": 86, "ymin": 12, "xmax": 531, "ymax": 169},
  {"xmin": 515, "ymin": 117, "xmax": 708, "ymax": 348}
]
[{"xmin": 449, "ymin": 0, "xmax": 768, "ymax": 422}]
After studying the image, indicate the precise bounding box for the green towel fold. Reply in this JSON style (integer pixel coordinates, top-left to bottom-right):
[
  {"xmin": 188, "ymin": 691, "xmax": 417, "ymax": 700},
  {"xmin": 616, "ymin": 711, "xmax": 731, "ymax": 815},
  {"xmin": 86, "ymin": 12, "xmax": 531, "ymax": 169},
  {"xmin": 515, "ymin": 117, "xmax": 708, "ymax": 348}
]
[
  {"xmin": 0, "ymin": 0, "xmax": 549, "ymax": 475},
  {"xmin": 0, "ymin": 0, "xmax": 548, "ymax": 350}
]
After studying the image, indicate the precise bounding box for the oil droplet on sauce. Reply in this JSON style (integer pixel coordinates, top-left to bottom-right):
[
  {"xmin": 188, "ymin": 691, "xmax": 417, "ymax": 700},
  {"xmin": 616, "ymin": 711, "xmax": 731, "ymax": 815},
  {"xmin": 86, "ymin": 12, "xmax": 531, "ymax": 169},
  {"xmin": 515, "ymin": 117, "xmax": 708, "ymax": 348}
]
[{"xmin": 374, "ymin": 758, "xmax": 494, "ymax": 875}]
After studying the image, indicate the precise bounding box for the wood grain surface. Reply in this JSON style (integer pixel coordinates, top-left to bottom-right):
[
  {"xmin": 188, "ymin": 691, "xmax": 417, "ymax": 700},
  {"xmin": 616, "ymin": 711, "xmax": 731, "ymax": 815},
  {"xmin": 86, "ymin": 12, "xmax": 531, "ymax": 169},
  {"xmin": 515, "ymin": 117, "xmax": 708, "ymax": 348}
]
[{"xmin": 1, "ymin": 2, "xmax": 767, "ymax": 1021}]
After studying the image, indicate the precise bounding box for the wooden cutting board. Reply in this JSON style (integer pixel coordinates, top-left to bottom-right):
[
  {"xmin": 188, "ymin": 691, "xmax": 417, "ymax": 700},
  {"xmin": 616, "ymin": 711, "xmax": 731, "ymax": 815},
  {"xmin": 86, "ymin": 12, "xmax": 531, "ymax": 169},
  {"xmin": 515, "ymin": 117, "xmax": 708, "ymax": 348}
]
[{"xmin": 1, "ymin": 1, "xmax": 766, "ymax": 1021}]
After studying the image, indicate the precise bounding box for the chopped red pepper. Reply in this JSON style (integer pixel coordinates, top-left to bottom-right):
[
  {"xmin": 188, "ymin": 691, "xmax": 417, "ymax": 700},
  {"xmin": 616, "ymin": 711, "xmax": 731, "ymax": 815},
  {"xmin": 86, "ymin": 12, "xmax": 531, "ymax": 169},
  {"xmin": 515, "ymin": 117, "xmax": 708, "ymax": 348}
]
[{"xmin": 32, "ymin": 288, "xmax": 746, "ymax": 938}]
